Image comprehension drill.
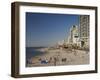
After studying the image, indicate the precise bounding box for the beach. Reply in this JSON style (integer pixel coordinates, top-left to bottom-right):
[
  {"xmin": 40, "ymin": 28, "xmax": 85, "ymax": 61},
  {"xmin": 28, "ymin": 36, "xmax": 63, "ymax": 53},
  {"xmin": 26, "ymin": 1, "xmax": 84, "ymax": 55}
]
[{"xmin": 26, "ymin": 48, "xmax": 89, "ymax": 67}]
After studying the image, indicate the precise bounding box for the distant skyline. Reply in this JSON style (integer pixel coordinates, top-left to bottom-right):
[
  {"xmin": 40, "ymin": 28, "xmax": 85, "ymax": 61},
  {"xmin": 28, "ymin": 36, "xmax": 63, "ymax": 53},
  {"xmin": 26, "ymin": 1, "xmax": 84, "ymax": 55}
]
[{"xmin": 26, "ymin": 12, "xmax": 79, "ymax": 47}]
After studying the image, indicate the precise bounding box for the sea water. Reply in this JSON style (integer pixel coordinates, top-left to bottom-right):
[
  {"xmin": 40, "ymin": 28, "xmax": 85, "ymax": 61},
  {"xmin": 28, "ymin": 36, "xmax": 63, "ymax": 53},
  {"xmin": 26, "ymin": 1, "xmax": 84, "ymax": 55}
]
[{"xmin": 26, "ymin": 47, "xmax": 44, "ymax": 60}]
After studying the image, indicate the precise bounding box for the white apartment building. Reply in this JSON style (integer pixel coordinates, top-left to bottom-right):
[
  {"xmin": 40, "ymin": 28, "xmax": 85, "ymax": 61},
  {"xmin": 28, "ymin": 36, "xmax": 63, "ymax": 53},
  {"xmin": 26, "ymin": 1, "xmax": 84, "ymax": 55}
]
[{"xmin": 67, "ymin": 25, "xmax": 80, "ymax": 46}]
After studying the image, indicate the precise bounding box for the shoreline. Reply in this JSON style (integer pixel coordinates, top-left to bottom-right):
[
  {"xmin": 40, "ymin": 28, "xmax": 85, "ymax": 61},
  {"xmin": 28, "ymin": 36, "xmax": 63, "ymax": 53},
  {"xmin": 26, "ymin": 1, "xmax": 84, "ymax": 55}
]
[{"xmin": 35, "ymin": 47, "xmax": 49, "ymax": 52}]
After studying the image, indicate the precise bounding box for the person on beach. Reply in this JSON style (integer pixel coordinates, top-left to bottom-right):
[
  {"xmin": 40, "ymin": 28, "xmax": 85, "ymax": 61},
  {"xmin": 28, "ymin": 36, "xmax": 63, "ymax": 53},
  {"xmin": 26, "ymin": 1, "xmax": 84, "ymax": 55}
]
[
  {"xmin": 48, "ymin": 57, "xmax": 52, "ymax": 63},
  {"xmin": 54, "ymin": 57, "xmax": 57, "ymax": 66}
]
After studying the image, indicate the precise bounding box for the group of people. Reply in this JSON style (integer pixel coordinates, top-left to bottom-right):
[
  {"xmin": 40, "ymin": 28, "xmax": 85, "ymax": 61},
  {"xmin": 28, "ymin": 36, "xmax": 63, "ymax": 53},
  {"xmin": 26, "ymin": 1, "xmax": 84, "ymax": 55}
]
[{"xmin": 38, "ymin": 56, "xmax": 67, "ymax": 66}]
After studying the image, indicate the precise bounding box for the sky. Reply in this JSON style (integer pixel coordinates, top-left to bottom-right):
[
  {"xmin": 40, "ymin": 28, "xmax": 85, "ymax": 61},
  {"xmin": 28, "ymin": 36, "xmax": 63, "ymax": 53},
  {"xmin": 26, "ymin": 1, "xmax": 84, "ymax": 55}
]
[{"xmin": 26, "ymin": 12, "xmax": 79, "ymax": 47}]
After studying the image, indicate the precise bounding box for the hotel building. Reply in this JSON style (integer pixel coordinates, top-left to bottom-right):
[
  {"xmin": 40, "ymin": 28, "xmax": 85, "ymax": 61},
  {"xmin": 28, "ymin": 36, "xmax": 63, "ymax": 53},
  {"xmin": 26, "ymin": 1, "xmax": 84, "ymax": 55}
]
[{"xmin": 79, "ymin": 15, "xmax": 89, "ymax": 48}]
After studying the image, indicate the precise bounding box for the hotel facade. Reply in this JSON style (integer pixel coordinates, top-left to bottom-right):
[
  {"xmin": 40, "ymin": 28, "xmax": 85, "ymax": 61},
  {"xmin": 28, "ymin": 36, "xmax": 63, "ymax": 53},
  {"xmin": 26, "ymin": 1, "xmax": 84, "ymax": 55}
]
[{"xmin": 79, "ymin": 15, "xmax": 89, "ymax": 49}]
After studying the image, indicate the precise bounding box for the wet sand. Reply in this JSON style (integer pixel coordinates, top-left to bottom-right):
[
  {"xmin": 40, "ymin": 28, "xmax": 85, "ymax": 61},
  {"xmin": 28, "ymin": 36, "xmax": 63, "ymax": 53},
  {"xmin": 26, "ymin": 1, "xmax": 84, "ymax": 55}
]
[{"xmin": 26, "ymin": 48, "xmax": 89, "ymax": 67}]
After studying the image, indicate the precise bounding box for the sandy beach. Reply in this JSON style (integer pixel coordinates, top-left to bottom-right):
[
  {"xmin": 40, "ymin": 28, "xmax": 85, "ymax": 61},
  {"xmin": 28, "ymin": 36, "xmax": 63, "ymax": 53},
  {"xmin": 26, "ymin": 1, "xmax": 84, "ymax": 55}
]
[{"xmin": 26, "ymin": 48, "xmax": 89, "ymax": 67}]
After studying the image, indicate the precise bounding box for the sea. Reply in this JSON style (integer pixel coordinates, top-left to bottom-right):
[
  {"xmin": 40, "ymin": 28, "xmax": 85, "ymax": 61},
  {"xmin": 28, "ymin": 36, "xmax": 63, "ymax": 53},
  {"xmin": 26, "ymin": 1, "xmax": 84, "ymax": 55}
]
[{"xmin": 26, "ymin": 47, "xmax": 45, "ymax": 60}]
